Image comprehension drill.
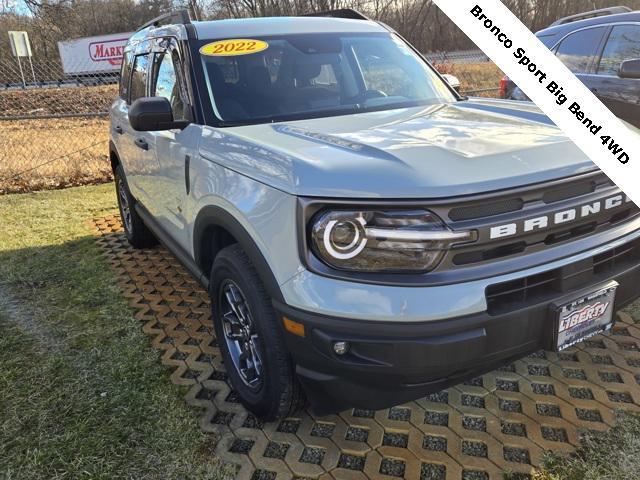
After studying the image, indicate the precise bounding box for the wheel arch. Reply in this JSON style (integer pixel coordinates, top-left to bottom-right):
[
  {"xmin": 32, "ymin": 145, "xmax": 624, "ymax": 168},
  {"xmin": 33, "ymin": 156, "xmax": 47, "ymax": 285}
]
[
  {"xmin": 193, "ymin": 205, "xmax": 285, "ymax": 303},
  {"xmin": 109, "ymin": 140, "xmax": 120, "ymax": 173}
]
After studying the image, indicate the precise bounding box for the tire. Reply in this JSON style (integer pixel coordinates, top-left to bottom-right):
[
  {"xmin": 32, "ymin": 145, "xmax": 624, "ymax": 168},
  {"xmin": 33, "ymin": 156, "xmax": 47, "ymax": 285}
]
[
  {"xmin": 114, "ymin": 165, "xmax": 157, "ymax": 249},
  {"xmin": 210, "ymin": 244, "xmax": 305, "ymax": 420}
]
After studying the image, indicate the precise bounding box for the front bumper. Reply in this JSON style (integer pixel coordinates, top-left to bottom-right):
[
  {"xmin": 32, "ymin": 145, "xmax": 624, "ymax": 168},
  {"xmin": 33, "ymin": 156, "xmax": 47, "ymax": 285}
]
[{"xmin": 275, "ymin": 240, "xmax": 640, "ymax": 415}]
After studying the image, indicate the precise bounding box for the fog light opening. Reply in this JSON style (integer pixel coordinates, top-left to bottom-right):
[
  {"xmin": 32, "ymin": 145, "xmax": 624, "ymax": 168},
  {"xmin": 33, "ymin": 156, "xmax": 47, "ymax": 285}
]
[{"xmin": 333, "ymin": 341, "xmax": 350, "ymax": 355}]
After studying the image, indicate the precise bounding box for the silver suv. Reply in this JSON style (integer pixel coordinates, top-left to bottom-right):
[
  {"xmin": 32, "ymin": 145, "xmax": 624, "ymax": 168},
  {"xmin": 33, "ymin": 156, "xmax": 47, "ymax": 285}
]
[{"xmin": 110, "ymin": 9, "xmax": 640, "ymax": 420}]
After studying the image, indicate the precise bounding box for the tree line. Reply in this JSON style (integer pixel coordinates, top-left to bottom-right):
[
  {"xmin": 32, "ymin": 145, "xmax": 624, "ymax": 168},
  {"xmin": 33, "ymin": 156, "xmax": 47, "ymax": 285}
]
[{"xmin": 1, "ymin": 0, "xmax": 639, "ymax": 61}]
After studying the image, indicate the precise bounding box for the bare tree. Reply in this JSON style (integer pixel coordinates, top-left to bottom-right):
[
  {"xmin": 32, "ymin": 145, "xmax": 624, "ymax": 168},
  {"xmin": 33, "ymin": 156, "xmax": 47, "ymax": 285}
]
[{"xmin": 3, "ymin": 0, "xmax": 640, "ymax": 61}]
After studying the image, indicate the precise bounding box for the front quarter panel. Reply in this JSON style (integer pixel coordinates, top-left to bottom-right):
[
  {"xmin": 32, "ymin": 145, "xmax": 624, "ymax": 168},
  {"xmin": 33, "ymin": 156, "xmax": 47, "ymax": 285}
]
[{"xmin": 186, "ymin": 148, "xmax": 304, "ymax": 289}]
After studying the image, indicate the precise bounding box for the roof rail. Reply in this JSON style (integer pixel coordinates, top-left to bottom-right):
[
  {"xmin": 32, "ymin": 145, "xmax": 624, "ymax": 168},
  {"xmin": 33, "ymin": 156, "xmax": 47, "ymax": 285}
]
[
  {"xmin": 549, "ymin": 6, "xmax": 632, "ymax": 27},
  {"xmin": 302, "ymin": 8, "xmax": 370, "ymax": 20},
  {"xmin": 137, "ymin": 9, "xmax": 191, "ymax": 32}
]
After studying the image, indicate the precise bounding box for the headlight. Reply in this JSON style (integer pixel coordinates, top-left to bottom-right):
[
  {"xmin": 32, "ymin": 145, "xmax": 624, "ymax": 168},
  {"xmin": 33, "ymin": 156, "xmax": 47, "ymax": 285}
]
[{"xmin": 310, "ymin": 209, "xmax": 474, "ymax": 273}]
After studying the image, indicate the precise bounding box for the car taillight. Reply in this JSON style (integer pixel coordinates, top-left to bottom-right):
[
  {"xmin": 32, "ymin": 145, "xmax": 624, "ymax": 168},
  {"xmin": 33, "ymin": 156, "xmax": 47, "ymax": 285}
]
[{"xmin": 499, "ymin": 75, "xmax": 509, "ymax": 99}]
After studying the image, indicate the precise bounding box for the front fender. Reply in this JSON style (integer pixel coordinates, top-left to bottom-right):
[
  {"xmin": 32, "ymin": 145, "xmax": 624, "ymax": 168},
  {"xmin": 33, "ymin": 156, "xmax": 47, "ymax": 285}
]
[{"xmin": 193, "ymin": 205, "xmax": 288, "ymax": 302}]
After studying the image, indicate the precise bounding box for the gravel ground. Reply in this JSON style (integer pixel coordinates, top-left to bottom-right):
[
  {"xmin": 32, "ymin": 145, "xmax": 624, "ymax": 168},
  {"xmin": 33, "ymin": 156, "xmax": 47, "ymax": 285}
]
[
  {"xmin": 345, "ymin": 426, "xmax": 369, "ymax": 443},
  {"xmin": 299, "ymin": 447, "xmax": 325, "ymax": 465},
  {"xmin": 536, "ymin": 403, "xmax": 562, "ymax": 417},
  {"xmin": 379, "ymin": 458, "xmax": 405, "ymax": 477},
  {"xmin": 501, "ymin": 421, "xmax": 527, "ymax": 437},
  {"xmin": 496, "ymin": 379, "xmax": 520, "ymax": 392},
  {"xmin": 499, "ymin": 399, "xmax": 523, "ymax": 413},
  {"xmin": 569, "ymin": 387, "xmax": 595, "ymax": 400},
  {"xmin": 382, "ymin": 432, "xmax": 409, "ymax": 448},
  {"xmin": 421, "ymin": 463, "xmax": 447, "ymax": 480},
  {"xmin": 310, "ymin": 422, "xmax": 335, "ymax": 438},
  {"xmin": 424, "ymin": 410, "xmax": 449, "ymax": 426},
  {"xmin": 461, "ymin": 394, "xmax": 485, "ymax": 408},
  {"xmin": 541, "ymin": 426, "xmax": 569, "ymax": 443},
  {"xmin": 422, "ymin": 435, "xmax": 447, "ymax": 452},
  {"xmin": 337, "ymin": 453, "xmax": 365, "ymax": 471},
  {"xmin": 263, "ymin": 442, "xmax": 289, "ymax": 460},
  {"xmin": 575, "ymin": 408, "xmax": 603, "ymax": 422},
  {"xmin": 462, "ymin": 440, "xmax": 488, "ymax": 458},
  {"xmin": 462, "ymin": 415, "xmax": 487, "ymax": 432},
  {"xmin": 503, "ymin": 446, "xmax": 531, "ymax": 464}
]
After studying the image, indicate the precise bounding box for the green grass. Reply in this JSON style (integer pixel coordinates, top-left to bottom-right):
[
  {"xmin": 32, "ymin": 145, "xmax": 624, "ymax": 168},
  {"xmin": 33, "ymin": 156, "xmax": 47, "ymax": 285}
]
[
  {"xmin": 622, "ymin": 299, "xmax": 640, "ymax": 321},
  {"xmin": 0, "ymin": 184, "xmax": 231, "ymax": 480},
  {"xmin": 531, "ymin": 411, "xmax": 640, "ymax": 480}
]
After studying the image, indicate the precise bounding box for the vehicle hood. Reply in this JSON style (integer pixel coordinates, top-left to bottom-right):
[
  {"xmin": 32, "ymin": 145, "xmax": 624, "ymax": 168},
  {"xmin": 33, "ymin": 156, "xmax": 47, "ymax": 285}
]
[{"xmin": 198, "ymin": 98, "xmax": 597, "ymax": 198}]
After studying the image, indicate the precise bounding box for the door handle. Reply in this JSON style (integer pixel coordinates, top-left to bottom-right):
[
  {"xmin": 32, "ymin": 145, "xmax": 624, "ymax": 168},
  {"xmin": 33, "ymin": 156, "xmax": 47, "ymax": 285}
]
[
  {"xmin": 134, "ymin": 138, "xmax": 149, "ymax": 150},
  {"xmin": 114, "ymin": 125, "xmax": 123, "ymax": 135}
]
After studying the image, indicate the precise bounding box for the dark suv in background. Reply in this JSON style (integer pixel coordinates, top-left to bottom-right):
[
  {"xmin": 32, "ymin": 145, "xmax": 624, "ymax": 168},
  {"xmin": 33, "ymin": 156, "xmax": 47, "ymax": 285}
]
[{"xmin": 500, "ymin": 6, "xmax": 640, "ymax": 128}]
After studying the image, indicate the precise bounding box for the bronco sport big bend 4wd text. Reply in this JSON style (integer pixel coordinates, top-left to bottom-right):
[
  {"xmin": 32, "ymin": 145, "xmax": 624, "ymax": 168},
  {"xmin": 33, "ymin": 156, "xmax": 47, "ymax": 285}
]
[{"xmin": 110, "ymin": 9, "xmax": 640, "ymax": 420}]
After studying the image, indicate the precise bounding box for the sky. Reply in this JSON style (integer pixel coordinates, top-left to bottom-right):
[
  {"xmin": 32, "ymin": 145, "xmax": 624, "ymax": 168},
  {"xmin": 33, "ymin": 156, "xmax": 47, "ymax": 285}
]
[{"xmin": 2, "ymin": 0, "xmax": 33, "ymax": 15}]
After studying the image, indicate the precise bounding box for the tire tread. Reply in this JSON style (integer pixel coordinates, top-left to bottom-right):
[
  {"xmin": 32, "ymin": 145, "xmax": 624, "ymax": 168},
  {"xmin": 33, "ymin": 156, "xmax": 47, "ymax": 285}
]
[{"xmin": 213, "ymin": 244, "xmax": 305, "ymax": 420}]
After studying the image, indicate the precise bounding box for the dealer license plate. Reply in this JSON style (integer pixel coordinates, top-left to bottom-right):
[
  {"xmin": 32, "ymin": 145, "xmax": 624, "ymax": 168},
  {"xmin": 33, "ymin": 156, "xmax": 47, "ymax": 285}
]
[{"xmin": 554, "ymin": 281, "xmax": 618, "ymax": 351}]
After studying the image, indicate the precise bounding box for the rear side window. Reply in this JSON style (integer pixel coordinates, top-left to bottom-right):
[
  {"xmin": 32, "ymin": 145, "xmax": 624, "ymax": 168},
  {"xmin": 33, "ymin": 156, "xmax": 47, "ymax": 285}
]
[
  {"xmin": 119, "ymin": 51, "xmax": 133, "ymax": 100},
  {"xmin": 555, "ymin": 27, "xmax": 606, "ymax": 73},
  {"xmin": 129, "ymin": 54, "xmax": 149, "ymax": 103},
  {"xmin": 598, "ymin": 25, "xmax": 640, "ymax": 75}
]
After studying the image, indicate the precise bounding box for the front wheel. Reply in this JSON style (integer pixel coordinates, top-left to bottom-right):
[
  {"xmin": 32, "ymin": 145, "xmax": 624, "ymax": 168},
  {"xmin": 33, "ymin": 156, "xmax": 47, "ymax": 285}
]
[{"xmin": 210, "ymin": 244, "xmax": 305, "ymax": 420}]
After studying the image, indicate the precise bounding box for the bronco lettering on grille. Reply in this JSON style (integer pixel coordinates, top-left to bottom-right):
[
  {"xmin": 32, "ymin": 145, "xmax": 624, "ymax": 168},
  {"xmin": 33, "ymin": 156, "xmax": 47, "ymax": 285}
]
[{"xmin": 490, "ymin": 194, "xmax": 632, "ymax": 239}]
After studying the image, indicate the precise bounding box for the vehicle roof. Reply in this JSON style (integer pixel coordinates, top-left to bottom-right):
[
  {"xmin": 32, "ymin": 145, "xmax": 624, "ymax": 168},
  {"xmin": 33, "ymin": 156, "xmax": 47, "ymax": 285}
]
[
  {"xmin": 536, "ymin": 10, "xmax": 640, "ymax": 40},
  {"xmin": 191, "ymin": 16, "xmax": 388, "ymax": 39}
]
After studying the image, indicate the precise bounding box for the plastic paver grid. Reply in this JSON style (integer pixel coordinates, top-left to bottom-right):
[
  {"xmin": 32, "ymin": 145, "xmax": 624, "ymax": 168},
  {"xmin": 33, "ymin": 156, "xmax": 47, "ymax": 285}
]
[{"xmin": 92, "ymin": 215, "xmax": 640, "ymax": 480}]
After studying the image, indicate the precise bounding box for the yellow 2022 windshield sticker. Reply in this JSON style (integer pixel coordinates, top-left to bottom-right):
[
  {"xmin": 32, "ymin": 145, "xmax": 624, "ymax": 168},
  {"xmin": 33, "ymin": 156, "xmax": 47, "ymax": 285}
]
[{"xmin": 200, "ymin": 39, "xmax": 268, "ymax": 57}]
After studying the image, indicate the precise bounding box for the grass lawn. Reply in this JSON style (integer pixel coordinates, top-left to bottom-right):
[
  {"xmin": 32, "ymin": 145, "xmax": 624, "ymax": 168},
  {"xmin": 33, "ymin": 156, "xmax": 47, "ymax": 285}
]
[
  {"xmin": 0, "ymin": 184, "xmax": 230, "ymax": 479},
  {"xmin": 533, "ymin": 411, "xmax": 640, "ymax": 480},
  {"xmin": 435, "ymin": 62, "xmax": 504, "ymax": 96}
]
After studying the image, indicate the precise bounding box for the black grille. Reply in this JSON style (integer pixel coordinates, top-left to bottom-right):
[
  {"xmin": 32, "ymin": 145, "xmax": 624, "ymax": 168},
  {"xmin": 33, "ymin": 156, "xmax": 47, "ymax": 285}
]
[
  {"xmin": 593, "ymin": 241, "xmax": 639, "ymax": 274},
  {"xmin": 453, "ymin": 242, "xmax": 526, "ymax": 265},
  {"xmin": 543, "ymin": 221, "xmax": 597, "ymax": 245},
  {"xmin": 450, "ymin": 201, "xmax": 639, "ymax": 267},
  {"xmin": 542, "ymin": 181, "xmax": 597, "ymax": 204},
  {"xmin": 486, "ymin": 270, "xmax": 558, "ymax": 315},
  {"xmin": 448, "ymin": 198, "xmax": 523, "ymax": 221},
  {"xmin": 486, "ymin": 239, "xmax": 640, "ymax": 315},
  {"xmin": 437, "ymin": 172, "xmax": 640, "ymax": 272}
]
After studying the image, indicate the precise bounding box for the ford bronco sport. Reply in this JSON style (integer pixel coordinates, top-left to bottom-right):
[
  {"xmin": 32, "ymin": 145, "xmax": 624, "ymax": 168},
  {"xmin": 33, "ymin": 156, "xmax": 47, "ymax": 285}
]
[{"xmin": 110, "ymin": 9, "xmax": 640, "ymax": 420}]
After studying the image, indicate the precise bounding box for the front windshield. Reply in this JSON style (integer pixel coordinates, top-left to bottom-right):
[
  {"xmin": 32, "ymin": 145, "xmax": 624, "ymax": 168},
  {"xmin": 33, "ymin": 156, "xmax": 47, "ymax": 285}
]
[{"xmin": 199, "ymin": 32, "xmax": 456, "ymax": 125}]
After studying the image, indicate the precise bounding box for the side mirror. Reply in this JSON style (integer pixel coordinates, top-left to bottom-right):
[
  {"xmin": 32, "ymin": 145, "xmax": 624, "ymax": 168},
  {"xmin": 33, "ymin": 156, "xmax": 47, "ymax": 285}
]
[
  {"xmin": 618, "ymin": 59, "xmax": 640, "ymax": 79},
  {"xmin": 441, "ymin": 74, "xmax": 461, "ymax": 93},
  {"xmin": 128, "ymin": 97, "xmax": 189, "ymax": 131}
]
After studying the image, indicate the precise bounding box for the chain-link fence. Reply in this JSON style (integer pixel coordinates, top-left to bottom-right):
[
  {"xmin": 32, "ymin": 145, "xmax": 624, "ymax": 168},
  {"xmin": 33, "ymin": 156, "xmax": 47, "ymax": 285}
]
[
  {"xmin": 424, "ymin": 48, "xmax": 490, "ymax": 64},
  {"xmin": 0, "ymin": 53, "xmax": 502, "ymax": 195},
  {"xmin": 0, "ymin": 57, "xmax": 114, "ymax": 194}
]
